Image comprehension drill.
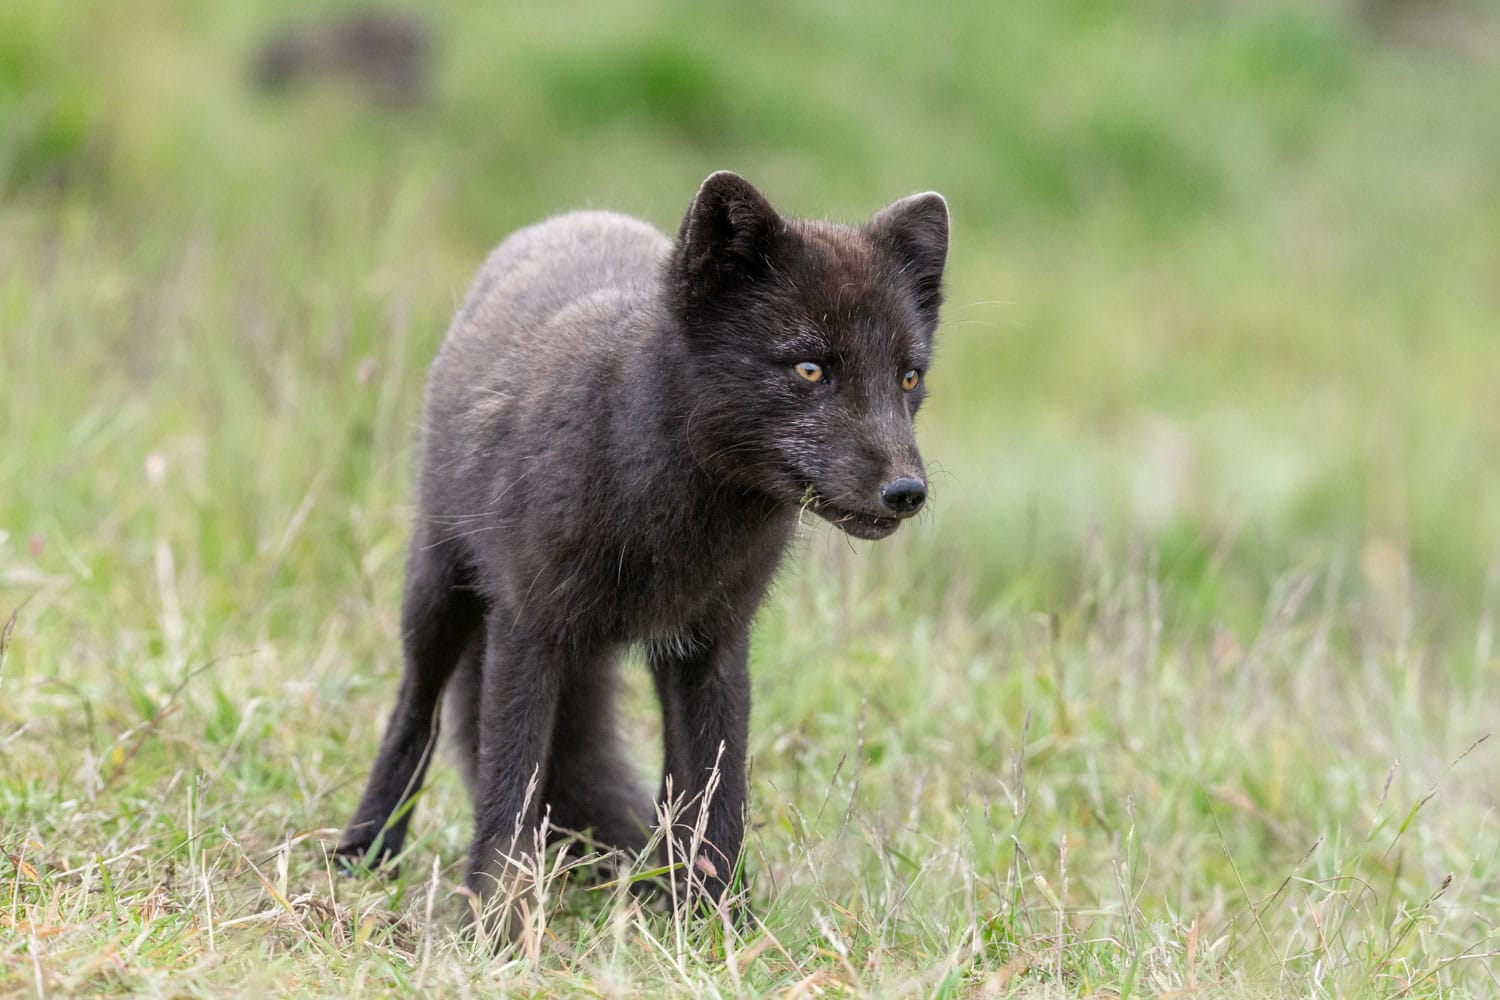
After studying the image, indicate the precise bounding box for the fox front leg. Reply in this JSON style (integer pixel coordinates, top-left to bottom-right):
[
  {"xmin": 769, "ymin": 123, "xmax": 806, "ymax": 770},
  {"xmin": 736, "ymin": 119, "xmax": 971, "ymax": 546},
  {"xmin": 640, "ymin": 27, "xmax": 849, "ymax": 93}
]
[
  {"xmin": 460, "ymin": 614, "xmax": 568, "ymax": 944},
  {"xmin": 650, "ymin": 631, "xmax": 752, "ymax": 920}
]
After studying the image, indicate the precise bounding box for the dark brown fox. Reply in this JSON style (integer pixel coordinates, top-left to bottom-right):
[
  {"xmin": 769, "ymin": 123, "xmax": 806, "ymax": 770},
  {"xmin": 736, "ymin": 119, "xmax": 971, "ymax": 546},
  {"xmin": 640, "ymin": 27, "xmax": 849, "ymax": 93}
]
[{"xmin": 335, "ymin": 171, "xmax": 949, "ymax": 931}]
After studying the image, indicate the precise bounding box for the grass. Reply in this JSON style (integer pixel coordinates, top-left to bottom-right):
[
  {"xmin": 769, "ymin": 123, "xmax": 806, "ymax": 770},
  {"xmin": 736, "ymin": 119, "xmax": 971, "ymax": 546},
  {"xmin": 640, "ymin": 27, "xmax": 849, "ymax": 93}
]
[
  {"xmin": 3, "ymin": 0, "xmax": 1499, "ymax": 995},
  {"xmin": 3, "ymin": 547, "xmax": 1495, "ymax": 995}
]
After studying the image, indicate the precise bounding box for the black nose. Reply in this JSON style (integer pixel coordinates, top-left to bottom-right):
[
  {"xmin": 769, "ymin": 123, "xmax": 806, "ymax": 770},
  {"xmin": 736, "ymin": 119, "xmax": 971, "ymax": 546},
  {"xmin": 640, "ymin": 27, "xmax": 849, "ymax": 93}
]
[{"xmin": 881, "ymin": 477, "xmax": 927, "ymax": 515}]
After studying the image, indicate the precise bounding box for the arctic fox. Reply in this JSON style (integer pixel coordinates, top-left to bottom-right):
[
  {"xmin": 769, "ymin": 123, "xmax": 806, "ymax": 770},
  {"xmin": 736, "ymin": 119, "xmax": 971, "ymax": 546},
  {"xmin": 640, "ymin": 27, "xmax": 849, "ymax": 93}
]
[{"xmin": 336, "ymin": 171, "xmax": 949, "ymax": 932}]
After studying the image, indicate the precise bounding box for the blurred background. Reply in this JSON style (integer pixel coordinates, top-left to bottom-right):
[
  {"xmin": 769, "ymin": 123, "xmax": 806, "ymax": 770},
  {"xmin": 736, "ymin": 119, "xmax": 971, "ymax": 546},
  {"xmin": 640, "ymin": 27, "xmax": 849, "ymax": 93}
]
[
  {"xmin": 4, "ymin": 0, "xmax": 1499, "ymax": 644},
  {"xmin": 4, "ymin": 3, "xmax": 1500, "ymax": 991}
]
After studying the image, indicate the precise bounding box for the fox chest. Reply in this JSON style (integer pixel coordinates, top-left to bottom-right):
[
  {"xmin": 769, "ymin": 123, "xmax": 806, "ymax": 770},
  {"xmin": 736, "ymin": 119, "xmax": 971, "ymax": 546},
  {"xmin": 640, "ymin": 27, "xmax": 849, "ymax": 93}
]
[{"xmin": 502, "ymin": 510, "xmax": 790, "ymax": 647}]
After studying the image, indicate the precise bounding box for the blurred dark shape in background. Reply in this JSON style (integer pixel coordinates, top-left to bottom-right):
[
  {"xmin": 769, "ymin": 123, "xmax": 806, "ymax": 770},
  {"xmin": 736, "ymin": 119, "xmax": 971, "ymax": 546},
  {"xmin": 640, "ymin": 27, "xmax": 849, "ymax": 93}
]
[
  {"xmin": 252, "ymin": 10, "xmax": 432, "ymax": 107},
  {"xmin": 1357, "ymin": 0, "xmax": 1493, "ymax": 56}
]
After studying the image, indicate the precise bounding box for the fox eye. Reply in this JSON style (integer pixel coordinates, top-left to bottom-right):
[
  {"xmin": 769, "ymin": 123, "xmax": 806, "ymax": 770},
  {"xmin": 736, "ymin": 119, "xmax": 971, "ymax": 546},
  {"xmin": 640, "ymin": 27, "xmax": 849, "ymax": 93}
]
[
  {"xmin": 901, "ymin": 369, "xmax": 921, "ymax": 392},
  {"xmin": 793, "ymin": 361, "xmax": 827, "ymax": 384}
]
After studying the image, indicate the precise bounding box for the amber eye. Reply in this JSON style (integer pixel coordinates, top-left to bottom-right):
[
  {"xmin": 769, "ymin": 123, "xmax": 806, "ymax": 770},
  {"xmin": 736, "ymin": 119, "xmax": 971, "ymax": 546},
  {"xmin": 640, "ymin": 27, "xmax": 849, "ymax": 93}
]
[
  {"xmin": 901, "ymin": 369, "xmax": 921, "ymax": 391},
  {"xmin": 794, "ymin": 361, "xmax": 826, "ymax": 383}
]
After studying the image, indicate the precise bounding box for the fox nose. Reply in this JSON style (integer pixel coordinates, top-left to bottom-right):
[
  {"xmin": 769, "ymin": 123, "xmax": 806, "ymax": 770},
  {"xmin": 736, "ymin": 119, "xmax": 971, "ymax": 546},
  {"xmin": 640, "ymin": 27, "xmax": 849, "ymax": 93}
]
[{"xmin": 881, "ymin": 477, "xmax": 927, "ymax": 515}]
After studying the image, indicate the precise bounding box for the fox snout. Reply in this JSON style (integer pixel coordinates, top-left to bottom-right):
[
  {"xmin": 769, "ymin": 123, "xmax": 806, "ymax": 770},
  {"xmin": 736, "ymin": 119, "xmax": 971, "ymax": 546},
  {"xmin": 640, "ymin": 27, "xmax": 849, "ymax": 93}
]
[
  {"xmin": 807, "ymin": 453, "xmax": 929, "ymax": 540},
  {"xmin": 796, "ymin": 407, "xmax": 933, "ymax": 539}
]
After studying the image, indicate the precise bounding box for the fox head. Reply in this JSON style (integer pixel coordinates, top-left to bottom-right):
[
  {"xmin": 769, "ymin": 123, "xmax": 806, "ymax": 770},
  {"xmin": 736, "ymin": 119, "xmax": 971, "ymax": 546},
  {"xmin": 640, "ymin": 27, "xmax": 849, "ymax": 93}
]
[{"xmin": 668, "ymin": 171, "xmax": 949, "ymax": 540}]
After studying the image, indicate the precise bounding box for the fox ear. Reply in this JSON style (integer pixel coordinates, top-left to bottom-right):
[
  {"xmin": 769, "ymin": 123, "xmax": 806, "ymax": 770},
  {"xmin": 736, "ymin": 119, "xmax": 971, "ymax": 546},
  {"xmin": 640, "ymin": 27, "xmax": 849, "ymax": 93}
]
[
  {"xmin": 866, "ymin": 192, "xmax": 949, "ymax": 329},
  {"xmin": 674, "ymin": 171, "xmax": 783, "ymax": 303}
]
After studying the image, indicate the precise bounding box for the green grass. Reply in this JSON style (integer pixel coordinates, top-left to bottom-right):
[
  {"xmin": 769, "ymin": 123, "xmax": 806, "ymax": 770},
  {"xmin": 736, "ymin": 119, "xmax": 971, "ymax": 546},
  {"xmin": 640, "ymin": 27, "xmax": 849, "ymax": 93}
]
[{"xmin": 3, "ymin": 0, "xmax": 1499, "ymax": 995}]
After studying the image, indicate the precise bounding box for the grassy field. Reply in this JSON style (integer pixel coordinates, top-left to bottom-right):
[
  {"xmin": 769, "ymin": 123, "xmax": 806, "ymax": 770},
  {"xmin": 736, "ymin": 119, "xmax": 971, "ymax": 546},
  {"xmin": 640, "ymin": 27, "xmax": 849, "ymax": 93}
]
[{"xmin": 3, "ymin": 1, "xmax": 1499, "ymax": 995}]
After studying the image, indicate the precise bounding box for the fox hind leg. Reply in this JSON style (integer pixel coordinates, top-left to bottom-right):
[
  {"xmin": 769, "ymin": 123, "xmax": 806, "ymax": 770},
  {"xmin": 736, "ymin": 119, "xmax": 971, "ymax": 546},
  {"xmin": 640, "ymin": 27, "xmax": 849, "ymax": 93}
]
[
  {"xmin": 541, "ymin": 659, "xmax": 654, "ymax": 856},
  {"xmin": 336, "ymin": 533, "xmax": 481, "ymax": 869}
]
